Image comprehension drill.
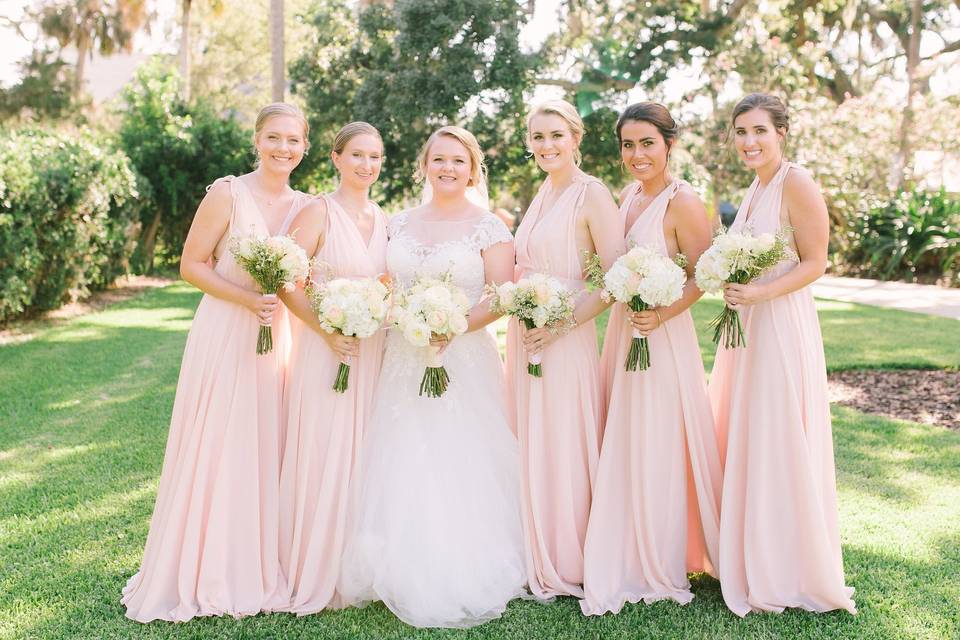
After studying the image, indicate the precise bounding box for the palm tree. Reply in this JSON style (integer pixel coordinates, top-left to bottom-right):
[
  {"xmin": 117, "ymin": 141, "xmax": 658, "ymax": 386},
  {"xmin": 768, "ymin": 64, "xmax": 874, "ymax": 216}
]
[
  {"xmin": 178, "ymin": 0, "xmax": 223, "ymax": 101},
  {"xmin": 270, "ymin": 0, "xmax": 284, "ymax": 101},
  {"xmin": 37, "ymin": 0, "xmax": 150, "ymax": 99}
]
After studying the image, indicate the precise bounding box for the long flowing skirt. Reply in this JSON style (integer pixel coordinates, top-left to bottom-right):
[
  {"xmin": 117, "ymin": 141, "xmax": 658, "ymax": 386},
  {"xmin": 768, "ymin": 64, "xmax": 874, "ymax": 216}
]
[{"xmin": 339, "ymin": 329, "xmax": 526, "ymax": 628}]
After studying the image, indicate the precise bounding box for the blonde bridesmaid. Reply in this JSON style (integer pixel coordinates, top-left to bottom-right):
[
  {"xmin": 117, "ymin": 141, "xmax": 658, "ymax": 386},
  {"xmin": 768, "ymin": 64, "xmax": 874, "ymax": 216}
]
[
  {"xmin": 508, "ymin": 100, "xmax": 625, "ymax": 599},
  {"xmin": 709, "ymin": 93, "xmax": 856, "ymax": 616},
  {"xmin": 269, "ymin": 123, "xmax": 389, "ymax": 614},
  {"xmin": 122, "ymin": 103, "xmax": 312, "ymax": 622},
  {"xmin": 580, "ymin": 103, "xmax": 723, "ymax": 614}
]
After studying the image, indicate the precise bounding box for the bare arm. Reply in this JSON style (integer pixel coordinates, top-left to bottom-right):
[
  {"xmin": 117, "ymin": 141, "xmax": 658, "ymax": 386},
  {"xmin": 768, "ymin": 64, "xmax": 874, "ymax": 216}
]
[
  {"xmin": 723, "ymin": 169, "xmax": 829, "ymax": 307},
  {"xmin": 466, "ymin": 239, "xmax": 516, "ymax": 332},
  {"xmin": 277, "ymin": 198, "xmax": 328, "ymax": 335},
  {"xmin": 631, "ymin": 189, "xmax": 712, "ymax": 335},
  {"xmin": 180, "ymin": 181, "xmax": 278, "ymax": 323},
  {"xmin": 523, "ymin": 181, "xmax": 625, "ymax": 355},
  {"xmin": 572, "ymin": 181, "xmax": 627, "ymax": 325}
]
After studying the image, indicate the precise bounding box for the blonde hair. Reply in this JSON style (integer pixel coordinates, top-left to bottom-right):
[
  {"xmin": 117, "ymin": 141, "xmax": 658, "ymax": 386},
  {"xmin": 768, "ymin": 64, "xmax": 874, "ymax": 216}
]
[
  {"xmin": 332, "ymin": 121, "xmax": 382, "ymax": 155},
  {"xmin": 254, "ymin": 102, "xmax": 310, "ymax": 153},
  {"xmin": 414, "ymin": 125, "xmax": 486, "ymax": 187},
  {"xmin": 525, "ymin": 99, "xmax": 585, "ymax": 165}
]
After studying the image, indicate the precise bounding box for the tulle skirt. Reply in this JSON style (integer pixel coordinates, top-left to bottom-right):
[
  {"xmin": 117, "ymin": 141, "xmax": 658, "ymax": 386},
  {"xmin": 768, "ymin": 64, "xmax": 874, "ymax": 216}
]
[{"xmin": 339, "ymin": 329, "xmax": 527, "ymax": 628}]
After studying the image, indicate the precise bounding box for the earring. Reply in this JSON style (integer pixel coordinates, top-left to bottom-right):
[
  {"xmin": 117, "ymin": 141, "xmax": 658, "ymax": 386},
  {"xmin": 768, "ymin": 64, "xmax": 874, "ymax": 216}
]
[
  {"xmin": 619, "ymin": 159, "xmax": 627, "ymax": 174},
  {"xmin": 525, "ymin": 151, "xmax": 534, "ymax": 160}
]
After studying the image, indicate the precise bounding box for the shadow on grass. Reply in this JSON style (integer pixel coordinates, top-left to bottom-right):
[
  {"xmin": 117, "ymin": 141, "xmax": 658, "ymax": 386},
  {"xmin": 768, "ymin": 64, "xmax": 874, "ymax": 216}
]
[{"xmin": 833, "ymin": 405, "xmax": 960, "ymax": 507}]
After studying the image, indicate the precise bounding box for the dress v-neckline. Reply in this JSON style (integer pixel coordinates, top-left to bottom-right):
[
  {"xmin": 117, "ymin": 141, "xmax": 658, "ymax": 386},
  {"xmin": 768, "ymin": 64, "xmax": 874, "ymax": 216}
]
[
  {"xmin": 237, "ymin": 177, "xmax": 299, "ymax": 236},
  {"xmin": 624, "ymin": 181, "xmax": 675, "ymax": 240},
  {"xmin": 742, "ymin": 162, "xmax": 787, "ymax": 226},
  {"xmin": 525, "ymin": 176, "xmax": 580, "ymax": 244},
  {"xmin": 327, "ymin": 194, "xmax": 377, "ymax": 250}
]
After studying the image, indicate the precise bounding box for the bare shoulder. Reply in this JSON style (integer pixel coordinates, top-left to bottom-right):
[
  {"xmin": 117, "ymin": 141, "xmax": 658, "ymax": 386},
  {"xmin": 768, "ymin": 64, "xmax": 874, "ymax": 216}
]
[
  {"xmin": 292, "ymin": 194, "xmax": 329, "ymax": 229},
  {"xmin": 582, "ymin": 179, "xmax": 616, "ymax": 209},
  {"xmin": 782, "ymin": 165, "xmax": 826, "ymax": 214},
  {"xmin": 671, "ymin": 185, "xmax": 706, "ymax": 213},
  {"xmin": 783, "ymin": 165, "xmax": 819, "ymax": 197},
  {"xmin": 202, "ymin": 179, "xmax": 234, "ymax": 206},
  {"xmin": 618, "ymin": 182, "xmax": 637, "ymax": 204}
]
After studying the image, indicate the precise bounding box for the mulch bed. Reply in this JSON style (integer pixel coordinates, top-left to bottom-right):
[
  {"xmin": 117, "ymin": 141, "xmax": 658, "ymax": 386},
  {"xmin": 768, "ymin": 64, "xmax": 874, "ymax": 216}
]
[{"xmin": 829, "ymin": 369, "xmax": 960, "ymax": 431}]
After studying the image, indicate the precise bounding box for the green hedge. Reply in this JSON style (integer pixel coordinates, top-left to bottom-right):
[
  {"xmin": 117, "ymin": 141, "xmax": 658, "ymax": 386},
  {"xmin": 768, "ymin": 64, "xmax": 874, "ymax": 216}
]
[
  {"xmin": 0, "ymin": 128, "xmax": 144, "ymax": 322},
  {"xmin": 838, "ymin": 188, "xmax": 960, "ymax": 285}
]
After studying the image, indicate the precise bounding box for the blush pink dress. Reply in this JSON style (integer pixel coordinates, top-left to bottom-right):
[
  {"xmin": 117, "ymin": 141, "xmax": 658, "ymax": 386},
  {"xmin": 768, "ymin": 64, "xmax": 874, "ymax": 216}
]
[
  {"xmin": 709, "ymin": 161, "xmax": 856, "ymax": 616},
  {"xmin": 581, "ymin": 181, "xmax": 723, "ymax": 614},
  {"xmin": 507, "ymin": 172, "xmax": 605, "ymax": 599},
  {"xmin": 122, "ymin": 176, "xmax": 307, "ymax": 622},
  {"xmin": 270, "ymin": 195, "xmax": 388, "ymax": 615}
]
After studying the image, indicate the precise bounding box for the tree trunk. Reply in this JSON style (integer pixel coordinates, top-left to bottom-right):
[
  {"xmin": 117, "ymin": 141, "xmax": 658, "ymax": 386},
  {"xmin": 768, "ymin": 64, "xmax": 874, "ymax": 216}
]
[
  {"xmin": 179, "ymin": 0, "xmax": 193, "ymax": 100},
  {"xmin": 896, "ymin": 0, "xmax": 922, "ymax": 188},
  {"xmin": 139, "ymin": 210, "xmax": 163, "ymax": 273},
  {"xmin": 270, "ymin": 0, "xmax": 284, "ymax": 102},
  {"xmin": 74, "ymin": 30, "xmax": 90, "ymax": 99}
]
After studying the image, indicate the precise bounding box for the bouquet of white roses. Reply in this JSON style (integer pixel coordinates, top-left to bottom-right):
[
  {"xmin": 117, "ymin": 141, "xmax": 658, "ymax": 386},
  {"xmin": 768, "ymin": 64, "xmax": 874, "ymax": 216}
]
[
  {"xmin": 230, "ymin": 233, "xmax": 310, "ymax": 354},
  {"xmin": 694, "ymin": 228, "xmax": 790, "ymax": 348},
  {"xmin": 487, "ymin": 274, "xmax": 575, "ymax": 376},
  {"xmin": 307, "ymin": 277, "xmax": 390, "ymax": 392},
  {"xmin": 598, "ymin": 246, "xmax": 687, "ymax": 371},
  {"xmin": 391, "ymin": 273, "xmax": 470, "ymax": 397}
]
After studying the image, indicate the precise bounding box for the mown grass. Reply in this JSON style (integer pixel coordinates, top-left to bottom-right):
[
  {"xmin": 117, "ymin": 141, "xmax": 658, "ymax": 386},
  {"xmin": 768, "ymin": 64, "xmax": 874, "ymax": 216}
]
[{"xmin": 1, "ymin": 282, "xmax": 959, "ymax": 639}]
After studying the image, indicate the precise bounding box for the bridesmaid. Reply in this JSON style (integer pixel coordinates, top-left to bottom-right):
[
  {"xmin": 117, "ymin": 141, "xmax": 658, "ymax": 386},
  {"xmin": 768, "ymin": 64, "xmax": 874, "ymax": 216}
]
[
  {"xmin": 508, "ymin": 100, "xmax": 625, "ymax": 599},
  {"xmin": 270, "ymin": 122, "xmax": 389, "ymax": 614},
  {"xmin": 709, "ymin": 93, "xmax": 856, "ymax": 616},
  {"xmin": 122, "ymin": 103, "xmax": 311, "ymax": 622},
  {"xmin": 580, "ymin": 102, "xmax": 722, "ymax": 614}
]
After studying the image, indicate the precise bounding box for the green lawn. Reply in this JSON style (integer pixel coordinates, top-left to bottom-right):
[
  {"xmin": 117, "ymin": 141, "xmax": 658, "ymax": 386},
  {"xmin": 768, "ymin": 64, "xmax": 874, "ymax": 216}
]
[{"xmin": 1, "ymin": 282, "xmax": 959, "ymax": 639}]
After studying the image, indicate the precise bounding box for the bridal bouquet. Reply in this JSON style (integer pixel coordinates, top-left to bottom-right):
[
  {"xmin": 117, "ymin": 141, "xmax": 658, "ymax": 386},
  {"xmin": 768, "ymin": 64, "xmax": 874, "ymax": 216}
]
[
  {"xmin": 695, "ymin": 228, "xmax": 790, "ymax": 348},
  {"xmin": 307, "ymin": 277, "xmax": 390, "ymax": 392},
  {"xmin": 487, "ymin": 274, "xmax": 575, "ymax": 377},
  {"xmin": 391, "ymin": 273, "xmax": 470, "ymax": 398},
  {"xmin": 230, "ymin": 233, "xmax": 310, "ymax": 354},
  {"xmin": 596, "ymin": 246, "xmax": 687, "ymax": 371}
]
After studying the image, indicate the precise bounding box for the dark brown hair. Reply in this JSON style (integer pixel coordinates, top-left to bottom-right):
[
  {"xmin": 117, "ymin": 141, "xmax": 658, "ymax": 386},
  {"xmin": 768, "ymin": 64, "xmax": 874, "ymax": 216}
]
[
  {"xmin": 731, "ymin": 93, "xmax": 789, "ymax": 135},
  {"xmin": 616, "ymin": 102, "xmax": 679, "ymax": 150}
]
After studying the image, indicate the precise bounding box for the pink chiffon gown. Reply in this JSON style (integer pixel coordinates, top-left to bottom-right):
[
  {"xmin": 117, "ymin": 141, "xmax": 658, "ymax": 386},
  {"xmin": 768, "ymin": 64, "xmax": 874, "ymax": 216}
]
[
  {"xmin": 581, "ymin": 180, "xmax": 723, "ymax": 615},
  {"xmin": 709, "ymin": 161, "xmax": 856, "ymax": 616},
  {"xmin": 507, "ymin": 172, "xmax": 605, "ymax": 599},
  {"xmin": 270, "ymin": 195, "xmax": 387, "ymax": 614},
  {"xmin": 122, "ymin": 176, "xmax": 307, "ymax": 622}
]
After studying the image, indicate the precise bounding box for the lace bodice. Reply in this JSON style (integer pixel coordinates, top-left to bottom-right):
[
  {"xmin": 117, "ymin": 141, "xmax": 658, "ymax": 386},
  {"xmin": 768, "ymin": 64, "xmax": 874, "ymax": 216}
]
[{"xmin": 387, "ymin": 211, "xmax": 513, "ymax": 305}]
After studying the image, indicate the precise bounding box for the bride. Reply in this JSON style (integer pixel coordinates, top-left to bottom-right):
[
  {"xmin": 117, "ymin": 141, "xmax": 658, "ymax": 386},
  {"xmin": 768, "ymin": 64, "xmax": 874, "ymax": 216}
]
[{"xmin": 338, "ymin": 126, "xmax": 527, "ymax": 628}]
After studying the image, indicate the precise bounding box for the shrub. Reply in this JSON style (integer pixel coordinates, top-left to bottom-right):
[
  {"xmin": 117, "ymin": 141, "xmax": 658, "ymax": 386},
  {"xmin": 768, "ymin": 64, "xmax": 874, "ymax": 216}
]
[
  {"xmin": 0, "ymin": 128, "xmax": 142, "ymax": 322},
  {"xmin": 840, "ymin": 188, "xmax": 960, "ymax": 284},
  {"xmin": 117, "ymin": 60, "xmax": 252, "ymax": 272}
]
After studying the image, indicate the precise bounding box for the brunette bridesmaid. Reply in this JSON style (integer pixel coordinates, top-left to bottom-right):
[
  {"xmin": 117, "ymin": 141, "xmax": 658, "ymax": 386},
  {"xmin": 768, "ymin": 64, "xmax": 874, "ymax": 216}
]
[
  {"xmin": 580, "ymin": 103, "xmax": 722, "ymax": 614},
  {"xmin": 269, "ymin": 122, "xmax": 389, "ymax": 614},
  {"xmin": 709, "ymin": 93, "xmax": 856, "ymax": 616},
  {"xmin": 507, "ymin": 100, "xmax": 625, "ymax": 599},
  {"xmin": 122, "ymin": 103, "xmax": 311, "ymax": 622}
]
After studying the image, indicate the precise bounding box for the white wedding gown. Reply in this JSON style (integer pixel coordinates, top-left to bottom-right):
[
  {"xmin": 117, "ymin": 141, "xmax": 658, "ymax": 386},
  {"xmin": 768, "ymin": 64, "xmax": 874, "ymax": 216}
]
[{"xmin": 338, "ymin": 210, "xmax": 527, "ymax": 628}]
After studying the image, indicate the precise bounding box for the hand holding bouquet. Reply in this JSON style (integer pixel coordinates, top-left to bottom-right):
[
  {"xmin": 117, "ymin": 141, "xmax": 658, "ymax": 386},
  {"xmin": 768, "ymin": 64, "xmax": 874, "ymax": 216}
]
[
  {"xmin": 487, "ymin": 274, "xmax": 575, "ymax": 376},
  {"xmin": 694, "ymin": 228, "xmax": 790, "ymax": 348},
  {"xmin": 391, "ymin": 273, "xmax": 470, "ymax": 397},
  {"xmin": 307, "ymin": 277, "xmax": 390, "ymax": 392},
  {"xmin": 592, "ymin": 246, "xmax": 687, "ymax": 371},
  {"xmin": 230, "ymin": 234, "xmax": 310, "ymax": 354}
]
